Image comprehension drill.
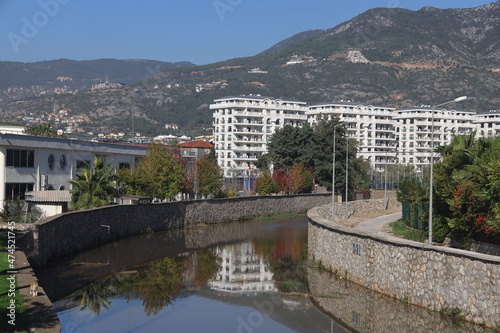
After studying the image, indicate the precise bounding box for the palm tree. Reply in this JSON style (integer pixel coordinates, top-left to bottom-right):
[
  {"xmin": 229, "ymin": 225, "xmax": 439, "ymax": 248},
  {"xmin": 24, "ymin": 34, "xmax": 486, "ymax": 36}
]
[{"xmin": 69, "ymin": 157, "xmax": 117, "ymax": 210}]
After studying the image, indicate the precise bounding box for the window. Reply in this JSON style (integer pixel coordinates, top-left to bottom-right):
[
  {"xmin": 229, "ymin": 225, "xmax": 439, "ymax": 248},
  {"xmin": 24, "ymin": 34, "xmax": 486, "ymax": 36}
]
[
  {"xmin": 60, "ymin": 154, "xmax": 67, "ymax": 170},
  {"xmin": 6, "ymin": 149, "xmax": 34, "ymax": 168},
  {"xmin": 5, "ymin": 183, "xmax": 34, "ymax": 200},
  {"xmin": 48, "ymin": 154, "xmax": 55, "ymax": 170},
  {"xmin": 76, "ymin": 160, "xmax": 91, "ymax": 169},
  {"xmin": 119, "ymin": 162, "xmax": 131, "ymax": 169}
]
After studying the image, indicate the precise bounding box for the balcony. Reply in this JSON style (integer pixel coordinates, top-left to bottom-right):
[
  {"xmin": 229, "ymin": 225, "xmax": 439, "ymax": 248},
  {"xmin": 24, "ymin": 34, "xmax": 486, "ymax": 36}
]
[
  {"xmin": 233, "ymin": 128, "xmax": 264, "ymax": 134},
  {"xmin": 233, "ymin": 155, "xmax": 260, "ymax": 161},
  {"xmin": 232, "ymin": 146, "xmax": 265, "ymax": 152},
  {"xmin": 233, "ymin": 137, "xmax": 264, "ymax": 144},
  {"xmin": 233, "ymin": 120, "xmax": 264, "ymax": 126}
]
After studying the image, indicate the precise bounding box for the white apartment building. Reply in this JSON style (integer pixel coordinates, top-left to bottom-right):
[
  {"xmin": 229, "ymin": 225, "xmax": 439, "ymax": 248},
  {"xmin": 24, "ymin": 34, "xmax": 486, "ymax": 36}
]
[
  {"xmin": 394, "ymin": 107, "xmax": 476, "ymax": 172},
  {"xmin": 474, "ymin": 110, "xmax": 500, "ymax": 138},
  {"xmin": 212, "ymin": 95, "xmax": 485, "ymax": 181},
  {"xmin": 307, "ymin": 102, "xmax": 397, "ymax": 171},
  {"xmin": 211, "ymin": 95, "xmax": 308, "ymax": 179}
]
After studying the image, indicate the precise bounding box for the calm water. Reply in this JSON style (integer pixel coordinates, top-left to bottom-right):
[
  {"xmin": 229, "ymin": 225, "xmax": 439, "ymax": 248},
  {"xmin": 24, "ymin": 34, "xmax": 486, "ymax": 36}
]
[{"xmin": 36, "ymin": 215, "xmax": 489, "ymax": 333}]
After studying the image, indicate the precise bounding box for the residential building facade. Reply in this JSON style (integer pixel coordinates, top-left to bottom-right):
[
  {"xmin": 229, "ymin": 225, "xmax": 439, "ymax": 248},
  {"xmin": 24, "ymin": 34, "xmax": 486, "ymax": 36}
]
[
  {"xmin": 473, "ymin": 110, "xmax": 500, "ymax": 138},
  {"xmin": 212, "ymin": 95, "xmax": 483, "ymax": 182},
  {"xmin": 211, "ymin": 95, "xmax": 308, "ymax": 179},
  {"xmin": 394, "ymin": 107, "xmax": 476, "ymax": 172},
  {"xmin": 307, "ymin": 102, "xmax": 397, "ymax": 172},
  {"xmin": 0, "ymin": 133, "xmax": 147, "ymax": 215}
]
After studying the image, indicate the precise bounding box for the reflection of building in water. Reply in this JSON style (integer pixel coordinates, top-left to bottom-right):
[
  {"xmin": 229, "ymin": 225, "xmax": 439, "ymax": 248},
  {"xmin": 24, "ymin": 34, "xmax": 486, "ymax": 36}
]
[{"xmin": 209, "ymin": 242, "xmax": 276, "ymax": 293}]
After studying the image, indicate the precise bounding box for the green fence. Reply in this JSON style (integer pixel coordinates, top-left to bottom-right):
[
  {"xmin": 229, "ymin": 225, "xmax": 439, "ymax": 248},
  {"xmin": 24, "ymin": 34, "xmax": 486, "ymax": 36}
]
[{"xmin": 401, "ymin": 202, "xmax": 426, "ymax": 231}]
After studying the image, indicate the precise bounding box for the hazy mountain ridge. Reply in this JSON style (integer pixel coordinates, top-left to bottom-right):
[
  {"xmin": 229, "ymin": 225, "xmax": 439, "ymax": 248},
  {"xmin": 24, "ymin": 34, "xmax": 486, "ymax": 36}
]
[
  {"xmin": 0, "ymin": 58, "xmax": 194, "ymax": 104},
  {"xmin": 0, "ymin": 1, "xmax": 499, "ymax": 137}
]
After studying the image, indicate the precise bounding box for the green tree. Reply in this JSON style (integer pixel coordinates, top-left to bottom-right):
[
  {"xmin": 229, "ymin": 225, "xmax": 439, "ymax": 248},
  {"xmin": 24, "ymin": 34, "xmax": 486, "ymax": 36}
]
[
  {"xmin": 0, "ymin": 200, "xmax": 44, "ymax": 223},
  {"xmin": 255, "ymin": 153, "xmax": 271, "ymax": 173},
  {"xmin": 69, "ymin": 157, "xmax": 117, "ymax": 210},
  {"xmin": 117, "ymin": 144, "xmax": 186, "ymax": 200},
  {"xmin": 267, "ymin": 123, "xmax": 314, "ymax": 170},
  {"xmin": 196, "ymin": 155, "xmax": 223, "ymax": 198},
  {"xmin": 25, "ymin": 124, "xmax": 59, "ymax": 137},
  {"xmin": 289, "ymin": 163, "xmax": 314, "ymax": 194},
  {"xmin": 397, "ymin": 178, "xmax": 427, "ymax": 231},
  {"xmin": 433, "ymin": 134, "xmax": 500, "ymax": 247},
  {"xmin": 254, "ymin": 171, "xmax": 277, "ymax": 195},
  {"xmin": 266, "ymin": 118, "xmax": 366, "ymax": 196}
]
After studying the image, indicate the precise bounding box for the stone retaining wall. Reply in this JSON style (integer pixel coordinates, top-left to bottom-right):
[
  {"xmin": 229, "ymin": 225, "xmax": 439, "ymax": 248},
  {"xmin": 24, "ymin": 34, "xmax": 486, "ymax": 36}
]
[
  {"xmin": 28, "ymin": 194, "xmax": 332, "ymax": 266},
  {"xmin": 308, "ymin": 204, "xmax": 500, "ymax": 327},
  {"xmin": 307, "ymin": 268, "xmax": 486, "ymax": 333}
]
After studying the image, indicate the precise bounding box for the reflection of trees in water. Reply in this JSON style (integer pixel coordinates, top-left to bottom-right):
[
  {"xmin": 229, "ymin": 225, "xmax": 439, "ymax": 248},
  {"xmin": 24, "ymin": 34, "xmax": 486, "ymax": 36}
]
[
  {"xmin": 268, "ymin": 254, "xmax": 308, "ymax": 293},
  {"xmin": 253, "ymin": 227, "xmax": 308, "ymax": 293},
  {"xmin": 73, "ymin": 279, "xmax": 114, "ymax": 315},
  {"xmin": 73, "ymin": 249, "xmax": 221, "ymax": 316},
  {"xmin": 117, "ymin": 257, "xmax": 184, "ymax": 316},
  {"xmin": 193, "ymin": 250, "xmax": 221, "ymax": 288}
]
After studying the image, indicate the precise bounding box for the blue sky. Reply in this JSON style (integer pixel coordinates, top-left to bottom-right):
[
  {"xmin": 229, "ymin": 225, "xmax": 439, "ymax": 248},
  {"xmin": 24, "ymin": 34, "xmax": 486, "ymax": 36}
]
[{"xmin": 0, "ymin": 0, "xmax": 494, "ymax": 65}]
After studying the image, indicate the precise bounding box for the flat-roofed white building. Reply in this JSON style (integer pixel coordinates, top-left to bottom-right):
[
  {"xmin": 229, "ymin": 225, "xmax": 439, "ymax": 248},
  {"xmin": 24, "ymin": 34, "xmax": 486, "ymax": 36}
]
[
  {"xmin": 474, "ymin": 110, "xmax": 500, "ymax": 138},
  {"xmin": 0, "ymin": 134, "xmax": 147, "ymax": 216},
  {"xmin": 307, "ymin": 102, "xmax": 397, "ymax": 171},
  {"xmin": 393, "ymin": 107, "xmax": 476, "ymax": 172},
  {"xmin": 0, "ymin": 124, "xmax": 25, "ymax": 135},
  {"xmin": 211, "ymin": 95, "xmax": 308, "ymax": 179}
]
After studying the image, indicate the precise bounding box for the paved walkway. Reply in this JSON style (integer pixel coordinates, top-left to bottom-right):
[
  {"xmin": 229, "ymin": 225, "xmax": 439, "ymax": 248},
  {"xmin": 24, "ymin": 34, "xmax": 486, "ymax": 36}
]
[
  {"xmin": 14, "ymin": 242, "xmax": 61, "ymax": 332},
  {"xmin": 356, "ymin": 211, "xmax": 402, "ymax": 234}
]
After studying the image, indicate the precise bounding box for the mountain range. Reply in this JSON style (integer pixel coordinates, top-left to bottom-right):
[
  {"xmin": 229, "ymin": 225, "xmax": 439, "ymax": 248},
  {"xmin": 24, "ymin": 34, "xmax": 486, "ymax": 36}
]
[{"xmin": 0, "ymin": 1, "xmax": 499, "ymax": 138}]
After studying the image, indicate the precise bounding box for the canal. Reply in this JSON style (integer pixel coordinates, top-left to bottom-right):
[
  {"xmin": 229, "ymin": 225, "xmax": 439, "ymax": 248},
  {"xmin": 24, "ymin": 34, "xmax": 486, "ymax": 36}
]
[{"xmin": 35, "ymin": 214, "xmax": 489, "ymax": 332}]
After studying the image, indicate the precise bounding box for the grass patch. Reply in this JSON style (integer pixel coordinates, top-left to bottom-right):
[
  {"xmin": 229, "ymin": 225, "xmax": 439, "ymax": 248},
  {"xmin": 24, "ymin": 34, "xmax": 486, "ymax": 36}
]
[
  {"xmin": 440, "ymin": 307, "xmax": 462, "ymax": 318},
  {"xmin": 389, "ymin": 220, "xmax": 427, "ymax": 243},
  {"xmin": 0, "ymin": 230, "xmax": 30, "ymax": 332}
]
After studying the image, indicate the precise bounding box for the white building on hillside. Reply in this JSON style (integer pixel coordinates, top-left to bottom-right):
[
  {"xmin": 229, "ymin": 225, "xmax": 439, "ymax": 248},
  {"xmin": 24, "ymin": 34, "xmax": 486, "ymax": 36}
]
[
  {"xmin": 0, "ymin": 124, "xmax": 25, "ymax": 135},
  {"xmin": 307, "ymin": 102, "xmax": 397, "ymax": 172},
  {"xmin": 211, "ymin": 95, "xmax": 308, "ymax": 179},
  {"xmin": 0, "ymin": 134, "xmax": 147, "ymax": 216},
  {"xmin": 473, "ymin": 110, "xmax": 500, "ymax": 138},
  {"xmin": 393, "ymin": 107, "xmax": 476, "ymax": 172}
]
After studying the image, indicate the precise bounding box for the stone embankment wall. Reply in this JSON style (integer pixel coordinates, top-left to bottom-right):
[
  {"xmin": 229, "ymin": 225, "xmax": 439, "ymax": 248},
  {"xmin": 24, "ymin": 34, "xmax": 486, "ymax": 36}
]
[
  {"xmin": 29, "ymin": 194, "xmax": 332, "ymax": 266},
  {"xmin": 307, "ymin": 268, "xmax": 487, "ymax": 333},
  {"xmin": 308, "ymin": 204, "xmax": 500, "ymax": 327}
]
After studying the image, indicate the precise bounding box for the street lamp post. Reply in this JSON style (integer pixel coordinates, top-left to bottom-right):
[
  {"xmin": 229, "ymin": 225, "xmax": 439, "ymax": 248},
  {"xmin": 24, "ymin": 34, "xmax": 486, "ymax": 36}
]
[
  {"xmin": 345, "ymin": 135, "xmax": 349, "ymax": 219},
  {"xmin": 384, "ymin": 148, "xmax": 389, "ymax": 209},
  {"xmin": 332, "ymin": 124, "xmax": 342, "ymax": 222},
  {"xmin": 429, "ymin": 96, "xmax": 467, "ymax": 245}
]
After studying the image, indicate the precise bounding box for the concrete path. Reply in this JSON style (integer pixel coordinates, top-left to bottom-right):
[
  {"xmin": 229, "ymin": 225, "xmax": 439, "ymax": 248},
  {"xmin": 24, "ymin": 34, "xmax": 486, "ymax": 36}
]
[
  {"xmin": 356, "ymin": 211, "xmax": 402, "ymax": 234},
  {"xmin": 14, "ymin": 249, "xmax": 61, "ymax": 333}
]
